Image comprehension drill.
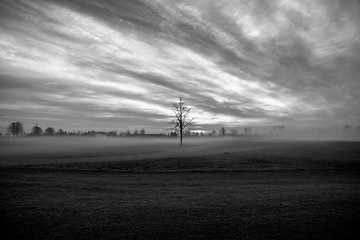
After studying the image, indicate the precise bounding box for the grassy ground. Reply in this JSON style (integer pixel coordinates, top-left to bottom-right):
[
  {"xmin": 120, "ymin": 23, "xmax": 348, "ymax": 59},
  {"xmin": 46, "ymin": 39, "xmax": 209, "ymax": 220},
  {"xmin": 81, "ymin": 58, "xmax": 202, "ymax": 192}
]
[{"xmin": 1, "ymin": 138, "xmax": 360, "ymax": 239}]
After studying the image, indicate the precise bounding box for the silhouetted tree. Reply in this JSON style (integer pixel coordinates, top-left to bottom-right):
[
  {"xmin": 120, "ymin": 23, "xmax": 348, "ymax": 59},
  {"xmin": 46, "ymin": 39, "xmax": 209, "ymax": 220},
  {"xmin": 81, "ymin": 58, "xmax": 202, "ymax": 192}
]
[
  {"xmin": 7, "ymin": 121, "xmax": 24, "ymax": 137},
  {"xmin": 169, "ymin": 132, "xmax": 178, "ymax": 137},
  {"xmin": 56, "ymin": 129, "xmax": 65, "ymax": 135},
  {"xmin": 220, "ymin": 127, "xmax": 226, "ymax": 137},
  {"xmin": 126, "ymin": 129, "xmax": 131, "ymax": 137},
  {"xmin": 44, "ymin": 127, "xmax": 55, "ymax": 136},
  {"xmin": 107, "ymin": 130, "xmax": 117, "ymax": 137},
  {"xmin": 140, "ymin": 128, "xmax": 146, "ymax": 135},
  {"xmin": 31, "ymin": 123, "xmax": 43, "ymax": 136},
  {"xmin": 343, "ymin": 125, "xmax": 351, "ymax": 131},
  {"xmin": 134, "ymin": 129, "xmax": 139, "ymax": 135},
  {"xmin": 118, "ymin": 131, "xmax": 126, "ymax": 137},
  {"xmin": 170, "ymin": 97, "xmax": 194, "ymax": 145}
]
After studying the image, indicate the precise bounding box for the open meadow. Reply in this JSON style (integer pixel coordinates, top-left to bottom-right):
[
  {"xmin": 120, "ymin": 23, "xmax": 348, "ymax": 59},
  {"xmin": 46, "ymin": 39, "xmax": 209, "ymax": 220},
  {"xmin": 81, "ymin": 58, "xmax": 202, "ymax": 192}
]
[{"xmin": 1, "ymin": 137, "xmax": 360, "ymax": 239}]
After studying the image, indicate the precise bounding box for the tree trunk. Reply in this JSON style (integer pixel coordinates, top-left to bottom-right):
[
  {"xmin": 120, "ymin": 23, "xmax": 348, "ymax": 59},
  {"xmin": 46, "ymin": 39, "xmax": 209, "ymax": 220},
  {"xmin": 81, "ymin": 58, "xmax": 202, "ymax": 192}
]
[{"xmin": 180, "ymin": 129, "xmax": 183, "ymax": 145}]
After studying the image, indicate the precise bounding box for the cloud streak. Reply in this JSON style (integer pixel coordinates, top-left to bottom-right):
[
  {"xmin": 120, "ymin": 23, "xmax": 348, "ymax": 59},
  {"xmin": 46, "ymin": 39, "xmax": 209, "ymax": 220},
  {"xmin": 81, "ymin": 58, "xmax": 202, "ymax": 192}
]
[{"xmin": 1, "ymin": 0, "xmax": 359, "ymax": 131}]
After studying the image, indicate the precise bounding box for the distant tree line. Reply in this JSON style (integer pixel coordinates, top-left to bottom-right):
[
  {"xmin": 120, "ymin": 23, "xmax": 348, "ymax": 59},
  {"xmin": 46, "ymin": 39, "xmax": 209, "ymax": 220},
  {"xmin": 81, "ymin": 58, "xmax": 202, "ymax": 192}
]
[
  {"xmin": 3, "ymin": 122, "xmax": 155, "ymax": 138},
  {"xmin": 4, "ymin": 121, "xmax": 263, "ymax": 139}
]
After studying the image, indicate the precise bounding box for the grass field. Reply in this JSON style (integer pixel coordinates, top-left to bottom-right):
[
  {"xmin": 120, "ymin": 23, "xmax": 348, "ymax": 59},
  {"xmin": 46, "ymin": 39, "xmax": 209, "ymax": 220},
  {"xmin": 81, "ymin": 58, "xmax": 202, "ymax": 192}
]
[{"xmin": 1, "ymin": 137, "xmax": 360, "ymax": 239}]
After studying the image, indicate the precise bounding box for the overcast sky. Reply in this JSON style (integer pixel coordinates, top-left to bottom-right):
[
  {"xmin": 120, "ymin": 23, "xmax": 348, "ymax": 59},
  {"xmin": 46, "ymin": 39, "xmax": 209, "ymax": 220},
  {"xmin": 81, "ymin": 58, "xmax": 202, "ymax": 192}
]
[{"xmin": 1, "ymin": 0, "xmax": 359, "ymax": 132}]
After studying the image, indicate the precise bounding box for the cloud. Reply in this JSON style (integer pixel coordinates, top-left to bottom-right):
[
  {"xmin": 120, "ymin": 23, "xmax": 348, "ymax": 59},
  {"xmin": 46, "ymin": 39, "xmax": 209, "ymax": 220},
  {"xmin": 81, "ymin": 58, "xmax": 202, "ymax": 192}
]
[{"xmin": 0, "ymin": 0, "xmax": 359, "ymax": 131}]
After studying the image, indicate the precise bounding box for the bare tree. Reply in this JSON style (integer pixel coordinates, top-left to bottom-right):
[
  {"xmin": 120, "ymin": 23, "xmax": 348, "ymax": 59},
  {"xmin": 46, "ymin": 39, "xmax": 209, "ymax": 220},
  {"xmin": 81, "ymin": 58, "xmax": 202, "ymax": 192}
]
[
  {"xmin": 170, "ymin": 97, "xmax": 194, "ymax": 145},
  {"xmin": 7, "ymin": 121, "xmax": 24, "ymax": 137}
]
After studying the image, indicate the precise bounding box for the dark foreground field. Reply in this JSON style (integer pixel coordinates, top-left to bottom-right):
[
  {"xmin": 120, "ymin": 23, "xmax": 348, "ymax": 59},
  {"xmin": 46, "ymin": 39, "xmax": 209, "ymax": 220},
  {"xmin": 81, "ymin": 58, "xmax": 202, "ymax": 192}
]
[{"xmin": 1, "ymin": 138, "xmax": 360, "ymax": 239}]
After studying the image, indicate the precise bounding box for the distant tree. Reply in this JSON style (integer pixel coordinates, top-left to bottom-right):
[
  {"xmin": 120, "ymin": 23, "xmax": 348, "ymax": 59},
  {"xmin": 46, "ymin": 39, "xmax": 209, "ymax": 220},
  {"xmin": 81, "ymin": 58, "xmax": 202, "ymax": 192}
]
[
  {"xmin": 343, "ymin": 125, "xmax": 351, "ymax": 131},
  {"xmin": 230, "ymin": 129, "xmax": 239, "ymax": 137},
  {"xmin": 170, "ymin": 97, "xmax": 194, "ymax": 145},
  {"xmin": 44, "ymin": 127, "xmax": 55, "ymax": 136},
  {"xmin": 126, "ymin": 129, "xmax": 131, "ymax": 137},
  {"xmin": 107, "ymin": 130, "xmax": 117, "ymax": 137},
  {"xmin": 211, "ymin": 130, "xmax": 216, "ymax": 137},
  {"xmin": 220, "ymin": 127, "xmax": 226, "ymax": 137},
  {"xmin": 31, "ymin": 123, "xmax": 43, "ymax": 136},
  {"xmin": 118, "ymin": 132, "xmax": 127, "ymax": 137},
  {"xmin": 56, "ymin": 129, "xmax": 66, "ymax": 135},
  {"xmin": 273, "ymin": 125, "xmax": 286, "ymax": 131},
  {"xmin": 140, "ymin": 128, "xmax": 146, "ymax": 135},
  {"xmin": 7, "ymin": 121, "xmax": 24, "ymax": 137},
  {"xmin": 244, "ymin": 127, "xmax": 252, "ymax": 136},
  {"xmin": 134, "ymin": 129, "xmax": 139, "ymax": 135}
]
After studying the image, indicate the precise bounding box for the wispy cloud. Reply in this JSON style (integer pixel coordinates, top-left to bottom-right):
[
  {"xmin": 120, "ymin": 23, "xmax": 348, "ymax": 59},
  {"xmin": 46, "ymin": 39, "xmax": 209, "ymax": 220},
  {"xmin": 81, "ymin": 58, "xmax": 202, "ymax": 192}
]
[{"xmin": 1, "ymin": 0, "xmax": 359, "ymax": 131}]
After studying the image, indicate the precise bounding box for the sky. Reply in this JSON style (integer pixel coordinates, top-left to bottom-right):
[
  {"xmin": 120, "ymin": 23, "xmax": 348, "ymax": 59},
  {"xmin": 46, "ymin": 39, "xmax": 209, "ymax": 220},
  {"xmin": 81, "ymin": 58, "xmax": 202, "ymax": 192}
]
[{"xmin": 0, "ymin": 0, "xmax": 360, "ymax": 133}]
